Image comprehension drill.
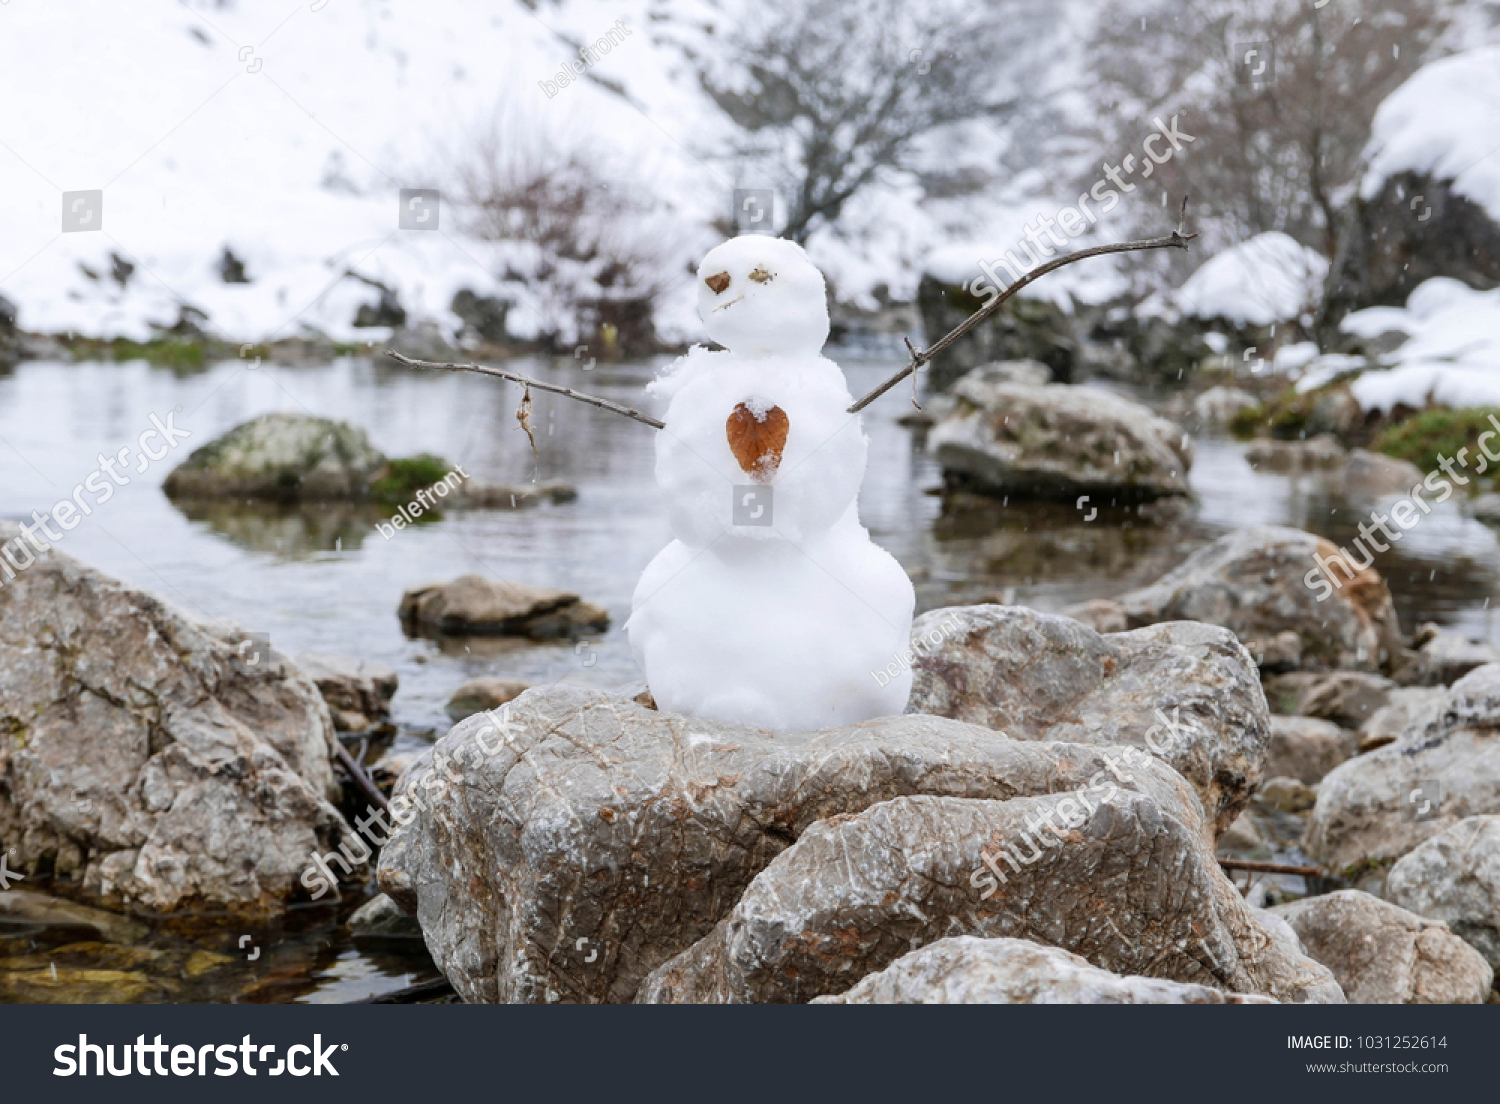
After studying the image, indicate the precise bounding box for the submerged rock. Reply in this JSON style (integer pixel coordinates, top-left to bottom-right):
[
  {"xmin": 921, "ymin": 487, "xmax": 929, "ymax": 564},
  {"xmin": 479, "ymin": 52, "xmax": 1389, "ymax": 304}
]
[
  {"xmin": 813, "ymin": 936, "xmax": 1276, "ymax": 1005},
  {"xmin": 0, "ymin": 523, "xmax": 353, "ymax": 916},
  {"xmin": 1273, "ymin": 890, "xmax": 1492, "ymax": 1004},
  {"xmin": 379, "ymin": 686, "xmax": 1337, "ymax": 1004},
  {"xmin": 164, "ymin": 412, "xmax": 386, "ymax": 500},
  {"xmin": 1111, "ymin": 526, "xmax": 1404, "ymax": 675},
  {"xmin": 1386, "ymin": 816, "xmax": 1500, "ymax": 970},
  {"xmin": 398, "ymin": 575, "xmax": 609, "ymax": 639},
  {"xmin": 906, "ymin": 605, "xmax": 1270, "ymax": 837},
  {"xmin": 1306, "ymin": 664, "xmax": 1500, "ymax": 870},
  {"xmin": 927, "ymin": 374, "xmax": 1192, "ymax": 501},
  {"xmin": 444, "ymin": 677, "xmax": 531, "ymax": 722}
]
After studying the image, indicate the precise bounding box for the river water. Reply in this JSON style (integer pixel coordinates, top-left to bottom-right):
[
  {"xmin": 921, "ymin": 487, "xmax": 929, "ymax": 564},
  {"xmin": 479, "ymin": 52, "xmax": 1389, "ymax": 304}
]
[{"xmin": 2, "ymin": 352, "xmax": 1497, "ymax": 1001}]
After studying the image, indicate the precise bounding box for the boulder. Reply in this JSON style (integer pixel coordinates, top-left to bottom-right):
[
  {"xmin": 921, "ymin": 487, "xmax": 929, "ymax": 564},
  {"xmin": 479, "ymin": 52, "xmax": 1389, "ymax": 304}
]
[
  {"xmin": 377, "ymin": 686, "xmax": 1338, "ymax": 1003},
  {"xmin": 915, "ymin": 274, "xmax": 1076, "ymax": 389},
  {"xmin": 1342, "ymin": 450, "xmax": 1425, "ymax": 496},
  {"xmin": 906, "ymin": 606, "xmax": 1270, "ymax": 837},
  {"xmin": 1406, "ymin": 623, "xmax": 1500, "ymax": 687},
  {"xmin": 1306, "ymin": 665, "xmax": 1500, "ymax": 870},
  {"xmin": 1295, "ymin": 671, "xmax": 1398, "ymax": 728},
  {"xmin": 637, "ymin": 788, "xmax": 1341, "ymax": 1004},
  {"xmin": 927, "ymin": 375, "xmax": 1192, "ymax": 502},
  {"xmin": 813, "ymin": 936, "xmax": 1276, "ymax": 1004},
  {"xmin": 1272, "ymin": 890, "xmax": 1492, "ymax": 1004},
  {"xmin": 1267, "ymin": 716, "xmax": 1351, "ymax": 785},
  {"xmin": 348, "ymin": 892, "xmax": 423, "ymax": 941},
  {"xmin": 1386, "ymin": 816, "xmax": 1500, "ymax": 970},
  {"xmin": 1357, "ymin": 687, "xmax": 1446, "ymax": 753},
  {"xmin": 445, "ymin": 677, "xmax": 531, "ymax": 722},
  {"xmin": 163, "ymin": 413, "xmax": 386, "ymax": 500},
  {"xmin": 398, "ymin": 575, "xmax": 609, "ymax": 639},
  {"xmin": 0, "ymin": 524, "xmax": 353, "ymax": 916},
  {"xmin": 1111, "ymin": 527, "xmax": 1404, "ymax": 674},
  {"xmin": 296, "ymin": 653, "xmax": 398, "ymax": 734}
]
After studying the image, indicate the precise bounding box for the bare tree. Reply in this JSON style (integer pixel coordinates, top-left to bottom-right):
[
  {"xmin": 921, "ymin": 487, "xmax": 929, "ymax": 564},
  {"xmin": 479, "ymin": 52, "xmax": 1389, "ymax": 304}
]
[
  {"xmin": 701, "ymin": 0, "xmax": 1053, "ymax": 244},
  {"xmin": 1081, "ymin": 0, "xmax": 1456, "ymax": 282}
]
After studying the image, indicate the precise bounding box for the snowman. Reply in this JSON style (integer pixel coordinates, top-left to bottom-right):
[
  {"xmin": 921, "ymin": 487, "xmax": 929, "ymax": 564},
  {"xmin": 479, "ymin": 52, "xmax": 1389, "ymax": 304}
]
[{"xmin": 625, "ymin": 236, "xmax": 915, "ymax": 731}]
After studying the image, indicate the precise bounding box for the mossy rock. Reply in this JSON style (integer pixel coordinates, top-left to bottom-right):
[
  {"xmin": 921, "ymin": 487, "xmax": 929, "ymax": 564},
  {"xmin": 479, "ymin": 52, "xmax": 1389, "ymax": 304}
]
[
  {"xmin": 370, "ymin": 453, "xmax": 456, "ymax": 507},
  {"xmin": 163, "ymin": 412, "xmax": 388, "ymax": 500},
  {"xmin": 1373, "ymin": 407, "xmax": 1500, "ymax": 485}
]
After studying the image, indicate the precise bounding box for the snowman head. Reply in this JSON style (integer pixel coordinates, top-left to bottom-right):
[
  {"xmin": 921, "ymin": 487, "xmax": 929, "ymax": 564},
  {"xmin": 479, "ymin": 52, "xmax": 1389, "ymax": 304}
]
[{"xmin": 697, "ymin": 236, "xmax": 830, "ymax": 355}]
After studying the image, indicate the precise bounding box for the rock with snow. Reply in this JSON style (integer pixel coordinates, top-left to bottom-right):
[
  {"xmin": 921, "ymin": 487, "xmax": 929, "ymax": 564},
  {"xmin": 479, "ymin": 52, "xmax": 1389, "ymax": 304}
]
[
  {"xmin": 0, "ymin": 523, "xmax": 352, "ymax": 916},
  {"xmin": 376, "ymin": 685, "xmax": 1342, "ymax": 1003},
  {"xmin": 813, "ymin": 937, "xmax": 1277, "ymax": 1004},
  {"xmin": 1386, "ymin": 816, "xmax": 1500, "ymax": 970},
  {"xmin": 399, "ymin": 575, "xmax": 609, "ymax": 639},
  {"xmin": 637, "ymin": 787, "xmax": 1341, "ymax": 1004},
  {"xmin": 1266, "ymin": 716, "xmax": 1351, "ymax": 786},
  {"xmin": 1272, "ymin": 890, "xmax": 1492, "ymax": 1005},
  {"xmin": 906, "ymin": 605, "xmax": 1270, "ymax": 837},
  {"xmin": 1306, "ymin": 665, "xmax": 1500, "ymax": 870},
  {"xmin": 927, "ymin": 375, "xmax": 1192, "ymax": 501},
  {"xmin": 1323, "ymin": 46, "xmax": 1500, "ymax": 329},
  {"xmin": 1174, "ymin": 232, "xmax": 1328, "ymax": 329},
  {"xmin": 1111, "ymin": 527, "xmax": 1405, "ymax": 675},
  {"xmin": 1190, "ymin": 386, "xmax": 1259, "ymax": 429},
  {"xmin": 163, "ymin": 413, "xmax": 386, "ymax": 500}
]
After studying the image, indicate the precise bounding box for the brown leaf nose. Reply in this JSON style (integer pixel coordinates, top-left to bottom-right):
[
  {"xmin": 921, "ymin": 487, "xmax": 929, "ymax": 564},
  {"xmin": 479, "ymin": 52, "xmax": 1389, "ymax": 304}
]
[
  {"xmin": 705, "ymin": 272, "xmax": 731, "ymax": 294},
  {"xmin": 726, "ymin": 402, "xmax": 789, "ymax": 483}
]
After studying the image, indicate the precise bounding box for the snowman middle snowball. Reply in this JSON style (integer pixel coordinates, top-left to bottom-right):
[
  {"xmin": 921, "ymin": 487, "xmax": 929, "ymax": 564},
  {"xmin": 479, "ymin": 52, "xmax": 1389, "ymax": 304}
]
[{"xmin": 626, "ymin": 235, "xmax": 916, "ymax": 731}]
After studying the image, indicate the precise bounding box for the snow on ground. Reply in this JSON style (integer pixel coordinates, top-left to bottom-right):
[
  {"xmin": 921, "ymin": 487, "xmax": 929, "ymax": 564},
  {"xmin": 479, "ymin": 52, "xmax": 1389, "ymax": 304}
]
[
  {"xmin": 1360, "ymin": 44, "xmax": 1500, "ymax": 219},
  {"xmin": 1336, "ymin": 278, "xmax": 1500, "ymax": 413},
  {"xmin": 1170, "ymin": 231, "xmax": 1328, "ymax": 327}
]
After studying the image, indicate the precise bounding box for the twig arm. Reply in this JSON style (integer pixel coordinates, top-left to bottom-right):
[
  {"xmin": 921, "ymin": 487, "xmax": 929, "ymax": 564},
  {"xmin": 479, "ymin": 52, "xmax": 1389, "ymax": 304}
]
[
  {"xmin": 385, "ymin": 350, "xmax": 666, "ymax": 429},
  {"xmin": 847, "ymin": 197, "xmax": 1199, "ymax": 414}
]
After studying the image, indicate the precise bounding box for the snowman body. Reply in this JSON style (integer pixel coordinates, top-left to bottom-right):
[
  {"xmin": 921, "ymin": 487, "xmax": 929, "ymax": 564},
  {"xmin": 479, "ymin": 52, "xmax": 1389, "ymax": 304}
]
[{"xmin": 626, "ymin": 237, "xmax": 914, "ymax": 731}]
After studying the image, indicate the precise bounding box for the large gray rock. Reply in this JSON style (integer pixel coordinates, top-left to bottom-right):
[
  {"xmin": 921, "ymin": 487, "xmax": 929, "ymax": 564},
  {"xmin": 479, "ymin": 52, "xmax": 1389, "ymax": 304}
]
[
  {"xmin": 1357, "ymin": 686, "xmax": 1446, "ymax": 752},
  {"xmin": 1267, "ymin": 716, "xmax": 1352, "ymax": 785},
  {"xmin": 915, "ymin": 275, "xmax": 1077, "ymax": 389},
  {"xmin": 638, "ymin": 788, "xmax": 1341, "ymax": 1005},
  {"xmin": 927, "ymin": 375, "xmax": 1192, "ymax": 501},
  {"xmin": 1306, "ymin": 665, "xmax": 1500, "ymax": 871},
  {"xmin": 1112, "ymin": 527, "xmax": 1404, "ymax": 674},
  {"xmin": 906, "ymin": 606, "xmax": 1270, "ymax": 837},
  {"xmin": 0, "ymin": 523, "xmax": 353, "ymax": 916},
  {"xmin": 163, "ymin": 412, "xmax": 386, "ymax": 500},
  {"xmin": 377, "ymin": 686, "xmax": 1340, "ymax": 1003},
  {"xmin": 1386, "ymin": 816, "xmax": 1500, "ymax": 970},
  {"xmin": 813, "ymin": 936, "xmax": 1276, "ymax": 1004},
  {"xmin": 398, "ymin": 575, "xmax": 609, "ymax": 639},
  {"xmin": 1272, "ymin": 890, "xmax": 1492, "ymax": 1004}
]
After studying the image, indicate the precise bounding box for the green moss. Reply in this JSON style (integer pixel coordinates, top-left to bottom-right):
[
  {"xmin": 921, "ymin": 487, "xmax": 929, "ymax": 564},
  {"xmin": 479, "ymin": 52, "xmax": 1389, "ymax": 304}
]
[
  {"xmin": 370, "ymin": 453, "xmax": 455, "ymax": 506},
  {"xmin": 1373, "ymin": 407, "xmax": 1500, "ymax": 480}
]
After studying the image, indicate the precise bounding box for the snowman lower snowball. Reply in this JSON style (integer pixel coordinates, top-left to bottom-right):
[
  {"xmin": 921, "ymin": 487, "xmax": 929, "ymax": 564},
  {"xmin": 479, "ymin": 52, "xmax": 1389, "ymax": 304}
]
[{"xmin": 626, "ymin": 235, "xmax": 915, "ymax": 731}]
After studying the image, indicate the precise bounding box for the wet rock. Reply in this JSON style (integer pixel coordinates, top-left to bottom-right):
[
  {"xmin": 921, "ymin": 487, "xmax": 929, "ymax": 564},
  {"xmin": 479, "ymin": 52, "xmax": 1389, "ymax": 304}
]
[
  {"xmin": 1112, "ymin": 527, "xmax": 1404, "ymax": 675},
  {"xmin": 1306, "ymin": 665, "xmax": 1500, "ymax": 870},
  {"xmin": 638, "ymin": 789, "xmax": 1342, "ymax": 1005},
  {"xmin": 1245, "ymin": 436, "xmax": 1347, "ymax": 472},
  {"xmin": 907, "ymin": 605, "xmax": 1270, "ymax": 837},
  {"xmin": 915, "ymin": 275, "xmax": 1076, "ymax": 389},
  {"xmin": 0, "ymin": 890, "xmax": 148, "ymax": 944},
  {"xmin": 927, "ymin": 375, "xmax": 1191, "ymax": 502},
  {"xmin": 1267, "ymin": 716, "xmax": 1352, "ymax": 785},
  {"xmin": 0, "ymin": 525, "xmax": 353, "ymax": 916},
  {"xmin": 399, "ymin": 575, "xmax": 609, "ymax": 639},
  {"xmin": 163, "ymin": 413, "xmax": 386, "ymax": 500},
  {"xmin": 297, "ymin": 653, "xmax": 398, "ymax": 735},
  {"xmin": 378, "ymin": 685, "xmax": 1257, "ymax": 1003},
  {"xmin": 348, "ymin": 892, "xmax": 423, "ymax": 940},
  {"xmin": 813, "ymin": 936, "xmax": 1277, "ymax": 1004},
  {"xmin": 1386, "ymin": 816, "xmax": 1500, "ymax": 969},
  {"xmin": 183, "ymin": 949, "xmax": 236, "ymax": 977},
  {"xmin": 444, "ymin": 677, "xmax": 531, "ymax": 722},
  {"xmin": 1357, "ymin": 687, "xmax": 1446, "ymax": 753},
  {"xmin": 0, "ymin": 965, "xmax": 170, "ymax": 1003},
  {"xmin": 1296, "ymin": 671, "xmax": 1398, "ymax": 728},
  {"xmin": 1272, "ymin": 890, "xmax": 1492, "ymax": 1004}
]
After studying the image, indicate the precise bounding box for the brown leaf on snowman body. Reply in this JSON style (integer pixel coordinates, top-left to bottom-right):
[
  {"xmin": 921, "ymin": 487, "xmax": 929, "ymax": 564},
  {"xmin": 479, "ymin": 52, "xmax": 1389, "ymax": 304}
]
[{"xmin": 726, "ymin": 402, "xmax": 789, "ymax": 483}]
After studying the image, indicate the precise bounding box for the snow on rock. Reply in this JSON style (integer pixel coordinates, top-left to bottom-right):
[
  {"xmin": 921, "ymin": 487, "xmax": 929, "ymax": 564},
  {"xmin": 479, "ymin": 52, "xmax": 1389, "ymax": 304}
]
[
  {"xmin": 1360, "ymin": 45, "xmax": 1500, "ymax": 221},
  {"xmin": 1171, "ymin": 232, "xmax": 1328, "ymax": 327}
]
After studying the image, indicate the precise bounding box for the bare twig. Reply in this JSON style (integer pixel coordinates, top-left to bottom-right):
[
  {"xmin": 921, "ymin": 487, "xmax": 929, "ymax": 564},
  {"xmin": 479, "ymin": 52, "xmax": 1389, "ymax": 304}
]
[
  {"xmin": 385, "ymin": 350, "xmax": 666, "ymax": 429},
  {"xmin": 335, "ymin": 742, "xmax": 389, "ymax": 812},
  {"xmin": 847, "ymin": 196, "xmax": 1199, "ymax": 414}
]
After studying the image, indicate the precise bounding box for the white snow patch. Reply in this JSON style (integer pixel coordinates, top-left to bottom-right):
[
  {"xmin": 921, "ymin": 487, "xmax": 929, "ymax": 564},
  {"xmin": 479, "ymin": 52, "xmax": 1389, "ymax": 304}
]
[{"xmin": 1171, "ymin": 232, "xmax": 1328, "ymax": 327}]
